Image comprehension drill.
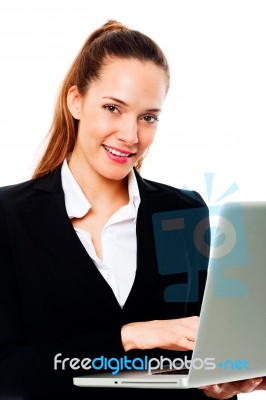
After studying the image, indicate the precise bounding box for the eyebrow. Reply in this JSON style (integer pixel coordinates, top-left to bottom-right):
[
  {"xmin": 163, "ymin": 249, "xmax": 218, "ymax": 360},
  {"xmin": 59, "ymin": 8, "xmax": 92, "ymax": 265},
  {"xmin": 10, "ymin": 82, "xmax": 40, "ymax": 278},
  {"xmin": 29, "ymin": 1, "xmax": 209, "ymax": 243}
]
[{"xmin": 102, "ymin": 96, "xmax": 161, "ymax": 113}]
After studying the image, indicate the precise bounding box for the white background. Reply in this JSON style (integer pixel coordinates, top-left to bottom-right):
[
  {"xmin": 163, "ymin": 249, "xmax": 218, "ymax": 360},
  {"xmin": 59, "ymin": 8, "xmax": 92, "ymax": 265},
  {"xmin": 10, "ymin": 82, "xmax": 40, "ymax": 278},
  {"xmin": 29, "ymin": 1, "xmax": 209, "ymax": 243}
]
[{"xmin": 0, "ymin": 1, "xmax": 265, "ymax": 398}]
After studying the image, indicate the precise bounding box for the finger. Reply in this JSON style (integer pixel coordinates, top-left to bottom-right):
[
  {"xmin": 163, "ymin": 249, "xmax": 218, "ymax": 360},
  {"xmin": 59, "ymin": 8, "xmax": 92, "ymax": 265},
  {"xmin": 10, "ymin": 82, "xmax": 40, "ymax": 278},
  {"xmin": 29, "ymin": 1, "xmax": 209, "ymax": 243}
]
[
  {"xmin": 177, "ymin": 323, "xmax": 199, "ymax": 340},
  {"xmin": 235, "ymin": 378, "xmax": 263, "ymax": 393},
  {"xmin": 177, "ymin": 327, "xmax": 198, "ymax": 344},
  {"xmin": 205, "ymin": 384, "xmax": 223, "ymax": 394},
  {"xmin": 201, "ymin": 379, "xmax": 263, "ymax": 399},
  {"xmin": 200, "ymin": 384, "xmax": 226, "ymax": 399},
  {"xmin": 178, "ymin": 316, "xmax": 200, "ymax": 329},
  {"xmin": 201, "ymin": 383, "xmax": 239, "ymax": 399},
  {"xmin": 256, "ymin": 378, "xmax": 266, "ymax": 390},
  {"xmin": 179, "ymin": 338, "xmax": 195, "ymax": 351}
]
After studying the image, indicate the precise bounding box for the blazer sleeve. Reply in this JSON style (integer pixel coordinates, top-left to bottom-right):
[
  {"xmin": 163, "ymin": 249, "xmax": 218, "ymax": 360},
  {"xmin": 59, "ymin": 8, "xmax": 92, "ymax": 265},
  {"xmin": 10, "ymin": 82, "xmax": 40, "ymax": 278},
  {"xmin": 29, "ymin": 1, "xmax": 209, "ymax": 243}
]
[{"xmin": 0, "ymin": 199, "xmax": 125, "ymax": 399}]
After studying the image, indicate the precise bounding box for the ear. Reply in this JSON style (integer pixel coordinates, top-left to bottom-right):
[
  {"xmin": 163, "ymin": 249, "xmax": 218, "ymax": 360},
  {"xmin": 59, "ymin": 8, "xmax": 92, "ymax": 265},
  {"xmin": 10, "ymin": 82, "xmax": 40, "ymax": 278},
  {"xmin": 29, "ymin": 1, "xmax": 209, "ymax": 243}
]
[{"xmin": 67, "ymin": 85, "xmax": 82, "ymax": 119}]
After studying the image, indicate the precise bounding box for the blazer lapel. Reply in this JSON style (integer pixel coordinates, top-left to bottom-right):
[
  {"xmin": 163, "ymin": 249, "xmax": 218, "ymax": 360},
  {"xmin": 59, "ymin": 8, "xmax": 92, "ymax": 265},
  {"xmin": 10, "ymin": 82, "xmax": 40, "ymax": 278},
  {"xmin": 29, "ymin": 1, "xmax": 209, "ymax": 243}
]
[
  {"xmin": 122, "ymin": 171, "xmax": 184, "ymax": 312},
  {"xmin": 18, "ymin": 167, "xmax": 121, "ymax": 312}
]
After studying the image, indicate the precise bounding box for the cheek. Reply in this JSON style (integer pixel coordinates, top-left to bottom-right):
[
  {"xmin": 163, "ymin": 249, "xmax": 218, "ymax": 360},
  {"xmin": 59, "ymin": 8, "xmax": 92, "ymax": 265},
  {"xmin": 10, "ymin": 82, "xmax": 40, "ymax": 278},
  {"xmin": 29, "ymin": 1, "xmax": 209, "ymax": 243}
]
[
  {"xmin": 139, "ymin": 132, "xmax": 156, "ymax": 150},
  {"xmin": 78, "ymin": 118, "xmax": 111, "ymax": 145}
]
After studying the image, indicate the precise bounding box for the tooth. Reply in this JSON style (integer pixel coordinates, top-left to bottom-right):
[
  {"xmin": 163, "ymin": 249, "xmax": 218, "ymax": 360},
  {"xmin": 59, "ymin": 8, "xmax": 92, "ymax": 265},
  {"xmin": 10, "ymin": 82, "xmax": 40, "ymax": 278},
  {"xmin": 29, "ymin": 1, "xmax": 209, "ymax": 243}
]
[{"xmin": 104, "ymin": 145, "xmax": 130, "ymax": 157}]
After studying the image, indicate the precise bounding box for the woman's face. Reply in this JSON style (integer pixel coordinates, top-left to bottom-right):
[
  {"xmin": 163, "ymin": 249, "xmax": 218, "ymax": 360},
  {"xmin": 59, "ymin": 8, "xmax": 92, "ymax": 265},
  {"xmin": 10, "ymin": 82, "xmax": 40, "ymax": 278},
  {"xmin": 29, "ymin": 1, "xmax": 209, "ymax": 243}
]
[{"xmin": 68, "ymin": 58, "xmax": 167, "ymax": 181}]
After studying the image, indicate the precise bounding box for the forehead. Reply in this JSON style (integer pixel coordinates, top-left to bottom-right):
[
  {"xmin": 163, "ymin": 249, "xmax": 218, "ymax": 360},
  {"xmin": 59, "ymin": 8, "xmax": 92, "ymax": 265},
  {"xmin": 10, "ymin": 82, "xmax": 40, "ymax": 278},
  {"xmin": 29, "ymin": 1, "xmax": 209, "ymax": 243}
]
[{"xmin": 86, "ymin": 57, "xmax": 168, "ymax": 104}]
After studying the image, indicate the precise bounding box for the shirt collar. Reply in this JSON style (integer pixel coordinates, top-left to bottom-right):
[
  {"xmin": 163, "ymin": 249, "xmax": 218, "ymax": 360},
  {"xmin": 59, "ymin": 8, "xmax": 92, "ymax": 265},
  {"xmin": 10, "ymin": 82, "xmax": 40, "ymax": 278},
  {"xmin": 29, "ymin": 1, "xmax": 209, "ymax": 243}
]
[
  {"xmin": 61, "ymin": 158, "xmax": 141, "ymax": 219},
  {"xmin": 128, "ymin": 167, "xmax": 141, "ymax": 215},
  {"xmin": 61, "ymin": 158, "xmax": 91, "ymax": 218}
]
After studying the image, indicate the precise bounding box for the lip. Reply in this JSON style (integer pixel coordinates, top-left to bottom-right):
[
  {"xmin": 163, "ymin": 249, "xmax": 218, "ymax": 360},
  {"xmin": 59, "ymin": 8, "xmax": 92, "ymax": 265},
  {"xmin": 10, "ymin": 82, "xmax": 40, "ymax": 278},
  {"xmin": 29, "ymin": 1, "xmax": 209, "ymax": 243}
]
[
  {"xmin": 102, "ymin": 144, "xmax": 136, "ymax": 164},
  {"xmin": 103, "ymin": 144, "xmax": 136, "ymax": 155}
]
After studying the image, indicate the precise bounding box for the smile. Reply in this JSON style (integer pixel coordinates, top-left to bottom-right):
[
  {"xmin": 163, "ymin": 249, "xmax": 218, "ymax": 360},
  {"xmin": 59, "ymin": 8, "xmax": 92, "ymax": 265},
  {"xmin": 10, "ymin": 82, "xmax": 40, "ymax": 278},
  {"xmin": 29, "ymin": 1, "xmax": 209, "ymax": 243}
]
[{"xmin": 103, "ymin": 145, "xmax": 135, "ymax": 158}]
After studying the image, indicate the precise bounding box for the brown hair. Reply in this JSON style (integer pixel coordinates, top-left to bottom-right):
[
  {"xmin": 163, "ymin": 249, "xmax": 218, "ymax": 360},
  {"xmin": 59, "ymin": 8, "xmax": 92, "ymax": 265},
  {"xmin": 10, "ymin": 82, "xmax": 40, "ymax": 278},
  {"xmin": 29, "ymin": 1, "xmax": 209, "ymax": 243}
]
[{"xmin": 32, "ymin": 20, "xmax": 170, "ymax": 179}]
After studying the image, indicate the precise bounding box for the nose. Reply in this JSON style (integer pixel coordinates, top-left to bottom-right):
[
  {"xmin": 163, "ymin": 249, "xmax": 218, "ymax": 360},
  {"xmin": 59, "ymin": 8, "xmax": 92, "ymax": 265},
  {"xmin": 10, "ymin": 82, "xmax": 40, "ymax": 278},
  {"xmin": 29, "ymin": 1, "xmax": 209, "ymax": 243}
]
[{"xmin": 116, "ymin": 117, "xmax": 138, "ymax": 145}]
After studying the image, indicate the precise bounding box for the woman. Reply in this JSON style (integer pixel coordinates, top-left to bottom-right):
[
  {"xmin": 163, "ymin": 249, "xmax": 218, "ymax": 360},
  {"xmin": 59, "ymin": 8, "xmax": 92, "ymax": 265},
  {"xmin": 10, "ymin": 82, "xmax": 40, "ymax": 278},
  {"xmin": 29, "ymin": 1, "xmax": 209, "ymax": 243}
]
[{"xmin": 0, "ymin": 20, "xmax": 264, "ymax": 400}]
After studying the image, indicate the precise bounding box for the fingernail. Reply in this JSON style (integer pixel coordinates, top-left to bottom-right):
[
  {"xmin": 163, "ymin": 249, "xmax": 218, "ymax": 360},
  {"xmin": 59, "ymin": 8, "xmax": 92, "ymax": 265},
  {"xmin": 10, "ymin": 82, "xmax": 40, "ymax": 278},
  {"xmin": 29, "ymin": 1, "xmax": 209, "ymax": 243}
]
[
  {"xmin": 253, "ymin": 378, "xmax": 262, "ymax": 385},
  {"xmin": 211, "ymin": 384, "xmax": 221, "ymax": 392}
]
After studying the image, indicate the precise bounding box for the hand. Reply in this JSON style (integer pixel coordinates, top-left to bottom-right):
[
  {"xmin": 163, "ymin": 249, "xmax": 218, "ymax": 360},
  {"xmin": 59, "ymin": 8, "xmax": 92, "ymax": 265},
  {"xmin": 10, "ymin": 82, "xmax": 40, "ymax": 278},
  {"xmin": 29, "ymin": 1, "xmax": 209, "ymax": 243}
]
[
  {"xmin": 121, "ymin": 316, "xmax": 199, "ymax": 352},
  {"xmin": 199, "ymin": 377, "xmax": 265, "ymax": 399}
]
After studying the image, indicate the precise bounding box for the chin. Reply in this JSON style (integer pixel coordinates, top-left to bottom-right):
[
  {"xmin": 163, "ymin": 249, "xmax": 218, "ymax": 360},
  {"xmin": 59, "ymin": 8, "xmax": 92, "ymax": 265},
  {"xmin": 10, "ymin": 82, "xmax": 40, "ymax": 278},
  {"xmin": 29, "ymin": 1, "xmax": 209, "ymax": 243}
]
[{"xmin": 99, "ymin": 167, "xmax": 131, "ymax": 181}]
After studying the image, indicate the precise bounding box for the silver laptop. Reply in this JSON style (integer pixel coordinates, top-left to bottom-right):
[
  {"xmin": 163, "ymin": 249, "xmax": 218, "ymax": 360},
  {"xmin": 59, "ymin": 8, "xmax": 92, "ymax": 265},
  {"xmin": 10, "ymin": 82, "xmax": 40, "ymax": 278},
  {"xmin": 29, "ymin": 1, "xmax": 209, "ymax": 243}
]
[{"xmin": 73, "ymin": 201, "xmax": 266, "ymax": 389}]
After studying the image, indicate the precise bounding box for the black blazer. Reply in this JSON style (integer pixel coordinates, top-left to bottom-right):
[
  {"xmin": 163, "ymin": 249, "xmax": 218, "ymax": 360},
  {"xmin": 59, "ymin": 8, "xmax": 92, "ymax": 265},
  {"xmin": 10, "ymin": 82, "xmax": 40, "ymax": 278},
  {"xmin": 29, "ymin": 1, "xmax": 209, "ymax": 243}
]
[{"xmin": 0, "ymin": 166, "xmax": 216, "ymax": 400}]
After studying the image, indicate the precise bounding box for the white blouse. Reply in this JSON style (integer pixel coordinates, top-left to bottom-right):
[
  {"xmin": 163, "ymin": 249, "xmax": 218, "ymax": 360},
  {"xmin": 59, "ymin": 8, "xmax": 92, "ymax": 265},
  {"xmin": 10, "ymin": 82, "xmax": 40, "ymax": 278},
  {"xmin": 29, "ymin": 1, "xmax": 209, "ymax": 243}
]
[{"xmin": 61, "ymin": 159, "xmax": 141, "ymax": 308}]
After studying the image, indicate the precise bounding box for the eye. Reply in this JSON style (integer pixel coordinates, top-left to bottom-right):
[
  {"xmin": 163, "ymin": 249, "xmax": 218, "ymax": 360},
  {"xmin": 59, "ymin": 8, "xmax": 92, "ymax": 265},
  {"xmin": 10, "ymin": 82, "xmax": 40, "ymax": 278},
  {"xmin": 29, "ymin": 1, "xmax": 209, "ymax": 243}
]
[
  {"xmin": 103, "ymin": 104, "xmax": 120, "ymax": 114},
  {"xmin": 142, "ymin": 115, "xmax": 160, "ymax": 124}
]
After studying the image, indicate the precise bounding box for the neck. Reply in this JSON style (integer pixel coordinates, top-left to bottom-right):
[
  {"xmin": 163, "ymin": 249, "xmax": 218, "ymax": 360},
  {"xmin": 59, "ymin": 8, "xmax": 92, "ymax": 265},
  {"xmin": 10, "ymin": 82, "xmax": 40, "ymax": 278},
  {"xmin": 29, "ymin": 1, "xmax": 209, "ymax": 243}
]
[{"xmin": 68, "ymin": 155, "xmax": 129, "ymax": 209}]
